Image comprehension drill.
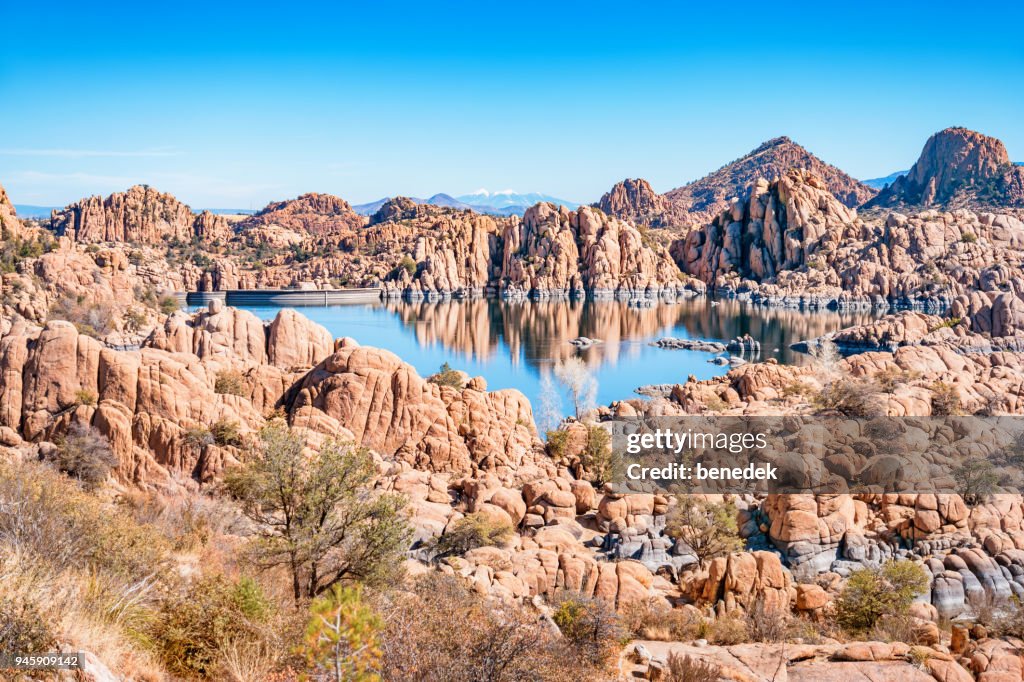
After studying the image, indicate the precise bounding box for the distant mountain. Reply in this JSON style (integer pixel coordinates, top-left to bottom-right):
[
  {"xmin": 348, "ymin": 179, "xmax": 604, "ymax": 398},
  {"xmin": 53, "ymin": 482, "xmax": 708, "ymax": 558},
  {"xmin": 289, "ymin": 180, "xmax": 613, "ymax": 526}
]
[
  {"xmin": 352, "ymin": 190, "xmax": 577, "ymax": 217},
  {"xmin": 865, "ymin": 127, "xmax": 1024, "ymax": 209},
  {"xmin": 455, "ymin": 190, "xmax": 579, "ymax": 212},
  {"xmin": 862, "ymin": 171, "xmax": 908, "ymax": 190},
  {"xmin": 13, "ymin": 204, "xmax": 59, "ymax": 219}
]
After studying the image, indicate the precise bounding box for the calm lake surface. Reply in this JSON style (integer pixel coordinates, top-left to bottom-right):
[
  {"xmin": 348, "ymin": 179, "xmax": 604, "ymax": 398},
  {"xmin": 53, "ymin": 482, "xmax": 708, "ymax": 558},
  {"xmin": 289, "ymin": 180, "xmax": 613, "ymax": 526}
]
[{"xmin": 237, "ymin": 299, "xmax": 875, "ymax": 423}]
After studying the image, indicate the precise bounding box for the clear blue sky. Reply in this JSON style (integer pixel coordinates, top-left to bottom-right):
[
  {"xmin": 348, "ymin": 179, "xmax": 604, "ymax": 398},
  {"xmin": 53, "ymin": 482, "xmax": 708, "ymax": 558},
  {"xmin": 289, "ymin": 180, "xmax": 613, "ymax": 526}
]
[{"xmin": 1, "ymin": 1, "xmax": 1021, "ymax": 209}]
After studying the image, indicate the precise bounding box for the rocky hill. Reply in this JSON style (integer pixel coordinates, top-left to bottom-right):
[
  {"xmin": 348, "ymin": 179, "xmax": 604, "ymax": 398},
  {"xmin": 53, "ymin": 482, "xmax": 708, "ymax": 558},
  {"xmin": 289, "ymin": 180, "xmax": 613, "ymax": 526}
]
[
  {"xmin": 50, "ymin": 185, "xmax": 233, "ymax": 244},
  {"xmin": 238, "ymin": 192, "xmax": 367, "ymax": 235},
  {"xmin": 866, "ymin": 127, "xmax": 1024, "ymax": 209},
  {"xmin": 596, "ymin": 137, "xmax": 877, "ymax": 230},
  {"xmin": 665, "ymin": 137, "xmax": 877, "ymax": 225}
]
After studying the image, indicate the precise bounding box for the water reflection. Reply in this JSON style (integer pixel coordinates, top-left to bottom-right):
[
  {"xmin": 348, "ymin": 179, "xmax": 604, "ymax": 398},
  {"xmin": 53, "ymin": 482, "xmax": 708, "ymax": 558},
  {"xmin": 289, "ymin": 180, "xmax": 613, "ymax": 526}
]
[
  {"xmin": 382, "ymin": 298, "xmax": 876, "ymax": 370},
  {"xmin": 239, "ymin": 298, "xmax": 876, "ymax": 416}
]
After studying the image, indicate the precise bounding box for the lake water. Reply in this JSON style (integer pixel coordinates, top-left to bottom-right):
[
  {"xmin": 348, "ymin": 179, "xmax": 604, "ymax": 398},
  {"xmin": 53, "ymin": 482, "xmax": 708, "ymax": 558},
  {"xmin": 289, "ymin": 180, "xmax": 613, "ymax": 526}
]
[{"xmin": 237, "ymin": 299, "xmax": 875, "ymax": 426}]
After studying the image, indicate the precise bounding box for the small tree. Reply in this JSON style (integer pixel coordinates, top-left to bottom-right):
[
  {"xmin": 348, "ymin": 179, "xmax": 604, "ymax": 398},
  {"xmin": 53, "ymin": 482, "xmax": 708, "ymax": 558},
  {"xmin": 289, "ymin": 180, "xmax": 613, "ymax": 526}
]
[
  {"xmin": 224, "ymin": 420, "xmax": 412, "ymax": 602},
  {"xmin": 665, "ymin": 497, "xmax": 743, "ymax": 568},
  {"xmin": 835, "ymin": 560, "xmax": 929, "ymax": 634},
  {"xmin": 553, "ymin": 357, "xmax": 597, "ymax": 419},
  {"xmin": 303, "ymin": 585, "xmax": 382, "ymax": 682},
  {"xmin": 954, "ymin": 457, "xmax": 999, "ymax": 505},
  {"xmin": 427, "ymin": 362, "xmax": 465, "ymax": 389},
  {"xmin": 579, "ymin": 425, "xmax": 618, "ymax": 487}
]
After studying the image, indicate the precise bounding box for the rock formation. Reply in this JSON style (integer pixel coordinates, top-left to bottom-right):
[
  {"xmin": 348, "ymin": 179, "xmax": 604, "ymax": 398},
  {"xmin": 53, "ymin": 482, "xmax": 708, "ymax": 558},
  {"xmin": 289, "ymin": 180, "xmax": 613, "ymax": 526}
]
[
  {"xmin": 673, "ymin": 168, "xmax": 1024, "ymax": 310},
  {"xmin": 237, "ymin": 192, "xmax": 367, "ymax": 235},
  {"xmin": 593, "ymin": 178, "xmax": 687, "ymax": 228},
  {"xmin": 664, "ymin": 136, "xmax": 877, "ymax": 225},
  {"xmin": 867, "ymin": 127, "xmax": 1024, "ymax": 209},
  {"xmin": 0, "ymin": 182, "xmax": 24, "ymax": 238},
  {"xmin": 51, "ymin": 185, "xmax": 206, "ymax": 244}
]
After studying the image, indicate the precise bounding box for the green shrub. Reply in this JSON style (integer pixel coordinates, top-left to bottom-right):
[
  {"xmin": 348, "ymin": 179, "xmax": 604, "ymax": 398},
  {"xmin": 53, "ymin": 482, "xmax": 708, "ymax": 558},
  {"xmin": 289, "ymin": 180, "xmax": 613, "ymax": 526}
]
[
  {"xmin": 953, "ymin": 458, "xmax": 999, "ymax": 505},
  {"xmin": 158, "ymin": 295, "xmax": 180, "ymax": 315},
  {"xmin": 74, "ymin": 388, "xmax": 98, "ymax": 407},
  {"xmin": 961, "ymin": 232, "xmax": 978, "ymax": 243},
  {"xmin": 428, "ymin": 362, "xmax": 465, "ymax": 389},
  {"xmin": 431, "ymin": 512, "xmax": 514, "ymax": 558},
  {"xmin": 210, "ymin": 419, "xmax": 242, "ymax": 447},
  {"xmin": 545, "ymin": 429, "xmax": 572, "ymax": 461},
  {"xmin": 834, "ymin": 560, "xmax": 929, "ymax": 634}
]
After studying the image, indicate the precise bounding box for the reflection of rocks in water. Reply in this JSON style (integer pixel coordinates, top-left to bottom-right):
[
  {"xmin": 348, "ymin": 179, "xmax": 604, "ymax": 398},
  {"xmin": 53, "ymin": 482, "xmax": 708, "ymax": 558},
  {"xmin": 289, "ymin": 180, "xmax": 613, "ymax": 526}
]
[{"xmin": 382, "ymin": 298, "xmax": 877, "ymax": 372}]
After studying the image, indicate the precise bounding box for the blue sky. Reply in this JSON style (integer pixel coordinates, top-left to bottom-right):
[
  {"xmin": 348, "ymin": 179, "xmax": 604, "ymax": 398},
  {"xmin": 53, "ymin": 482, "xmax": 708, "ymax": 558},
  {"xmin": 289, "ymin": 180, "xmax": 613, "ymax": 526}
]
[{"xmin": 1, "ymin": 1, "xmax": 1021, "ymax": 208}]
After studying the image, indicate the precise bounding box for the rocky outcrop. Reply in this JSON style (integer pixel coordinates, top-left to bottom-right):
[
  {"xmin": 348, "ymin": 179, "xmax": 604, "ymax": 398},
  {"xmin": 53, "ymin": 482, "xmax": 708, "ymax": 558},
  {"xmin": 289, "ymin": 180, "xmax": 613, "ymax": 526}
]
[
  {"xmin": 238, "ymin": 192, "xmax": 367, "ymax": 235},
  {"xmin": 663, "ymin": 136, "xmax": 877, "ymax": 225},
  {"xmin": 284, "ymin": 340, "xmax": 548, "ymax": 480},
  {"xmin": 498, "ymin": 203, "xmax": 687, "ymax": 299},
  {"xmin": 50, "ymin": 185, "xmax": 207, "ymax": 244},
  {"xmin": 594, "ymin": 178, "xmax": 688, "ymax": 229},
  {"xmin": 673, "ymin": 168, "xmax": 1024, "ymax": 310},
  {"xmin": 867, "ymin": 127, "xmax": 1024, "ymax": 209},
  {"xmin": 675, "ymin": 169, "xmax": 857, "ymax": 286},
  {"xmin": 0, "ymin": 182, "xmax": 24, "ymax": 238}
]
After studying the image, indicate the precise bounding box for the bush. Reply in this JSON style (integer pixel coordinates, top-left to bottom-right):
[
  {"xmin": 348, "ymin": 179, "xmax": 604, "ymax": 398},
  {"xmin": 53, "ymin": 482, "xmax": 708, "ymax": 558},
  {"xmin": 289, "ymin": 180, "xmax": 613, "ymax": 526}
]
[
  {"xmin": 930, "ymin": 381, "xmax": 962, "ymax": 416},
  {"xmin": 961, "ymin": 231, "xmax": 978, "ymax": 243},
  {"xmin": 214, "ymin": 369, "xmax": 247, "ymax": 396},
  {"xmin": 0, "ymin": 596, "xmax": 55, "ymax": 653},
  {"xmin": 185, "ymin": 425, "xmax": 215, "ymax": 449},
  {"xmin": 834, "ymin": 560, "xmax": 929, "ymax": 634},
  {"xmin": 49, "ymin": 295, "xmax": 116, "ymax": 338},
  {"xmin": 745, "ymin": 595, "xmax": 788, "ymax": 643},
  {"xmin": 395, "ymin": 255, "xmax": 417, "ymax": 277},
  {"xmin": 50, "ymin": 424, "xmax": 117, "ymax": 490},
  {"xmin": 152, "ymin": 575, "xmax": 273, "ymax": 678},
  {"xmin": 545, "ymin": 429, "xmax": 572, "ymax": 461},
  {"xmin": 551, "ymin": 593, "xmax": 624, "ymax": 667},
  {"xmin": 620, "ymin": 599, "xmax": 701, "ymax": 641},
  {"xmin": 377, "ymin": 574, "xmax": 606, "ymax": 682},
  {"xmin": 427, "ymin": 362, "xmax": 465, "ymax": 389},
  {"xmin": 430, "ymin": 512, "xmax": 514, "ymax": 558},
  {"xmin": 210, "ymin": 418, "xmax": 242, "ymax": 447},
  {"xmin": 158, "ymin": 295, "xmax": 180, "ymax": 315},
  {"xmin": 665, "ymin": 652, "xmax": 721, "ymax": 682},
  {"xmin": 814, "ymin": 378, "xmax": 884, "ymax": 417},
  {"xmin": 74, "ymin": 388, "xmax": 98, "ymax": 407},
  {"xmin": 665, "ymin": 497, "xmax": 743, "ymax": 568}
]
